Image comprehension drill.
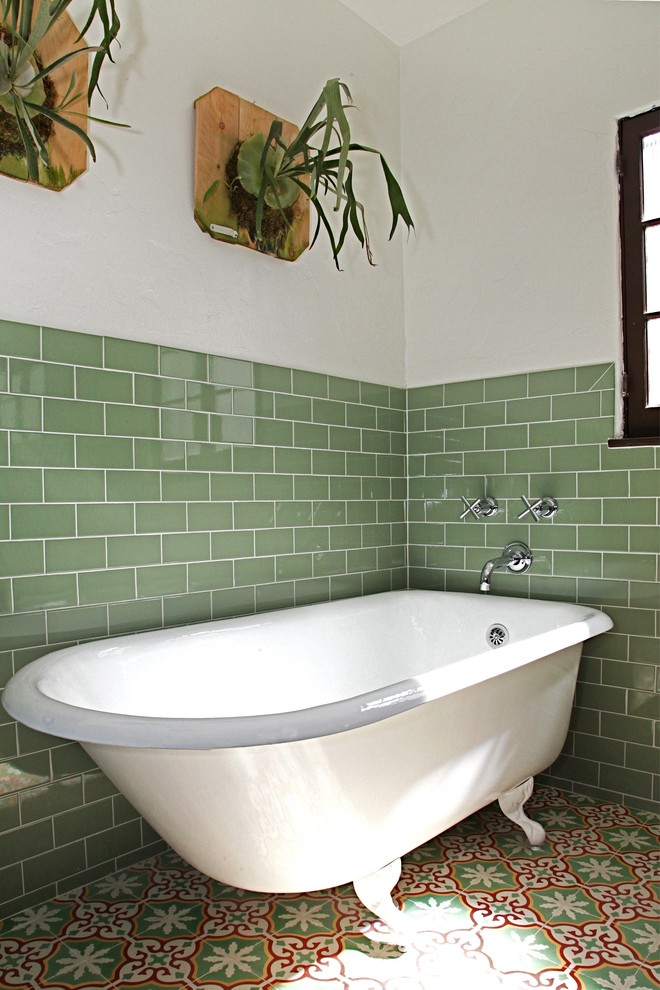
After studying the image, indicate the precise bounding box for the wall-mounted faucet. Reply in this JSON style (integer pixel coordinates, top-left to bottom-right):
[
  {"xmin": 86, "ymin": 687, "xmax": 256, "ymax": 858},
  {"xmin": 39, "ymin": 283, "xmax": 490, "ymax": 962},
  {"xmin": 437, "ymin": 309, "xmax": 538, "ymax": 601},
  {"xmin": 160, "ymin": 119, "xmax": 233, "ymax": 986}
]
[
  {"xmin": 460, "ymin": 496, "xmax": 499, "ymax": 520},
  {"xmin": 518, "ymin": 496, "xmax": 558, "ymax": 522},
  {"xmin": 479, "ymin": 542, "xmax": 533, "ymax": 592}
]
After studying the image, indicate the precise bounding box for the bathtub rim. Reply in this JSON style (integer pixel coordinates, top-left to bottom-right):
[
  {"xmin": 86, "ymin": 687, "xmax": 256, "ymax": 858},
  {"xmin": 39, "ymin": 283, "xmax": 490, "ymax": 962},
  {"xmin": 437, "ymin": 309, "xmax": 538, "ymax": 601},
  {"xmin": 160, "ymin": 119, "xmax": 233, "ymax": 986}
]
[{"xmin": 4, "ymin": 590, "xmax": 613, "ymax": 751}]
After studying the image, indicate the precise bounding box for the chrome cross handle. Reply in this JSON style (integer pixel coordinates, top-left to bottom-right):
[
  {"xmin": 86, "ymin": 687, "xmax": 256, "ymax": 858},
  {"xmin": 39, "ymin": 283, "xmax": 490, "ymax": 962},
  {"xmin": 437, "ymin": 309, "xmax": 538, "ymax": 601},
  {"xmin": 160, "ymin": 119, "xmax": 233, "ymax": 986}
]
[
  {"xmin": 518, "ymin": 496, "xmax": 558, "ymax": 522},
  {"xmin": 460, "ymin": 496, "xmax": 499, "ymax": 520}
]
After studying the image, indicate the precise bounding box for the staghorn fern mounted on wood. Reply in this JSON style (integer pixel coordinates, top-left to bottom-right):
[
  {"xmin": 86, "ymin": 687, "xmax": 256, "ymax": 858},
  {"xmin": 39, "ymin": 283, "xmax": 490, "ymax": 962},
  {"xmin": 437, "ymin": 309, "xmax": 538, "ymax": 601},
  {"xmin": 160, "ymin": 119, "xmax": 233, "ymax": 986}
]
[
  {"xmin": 0, "ymin": 0, "xmax": 122, "ymax": 188},
  {"xmin": 204, "ymin": 78, "xmax": 414, "ymax": 269}
]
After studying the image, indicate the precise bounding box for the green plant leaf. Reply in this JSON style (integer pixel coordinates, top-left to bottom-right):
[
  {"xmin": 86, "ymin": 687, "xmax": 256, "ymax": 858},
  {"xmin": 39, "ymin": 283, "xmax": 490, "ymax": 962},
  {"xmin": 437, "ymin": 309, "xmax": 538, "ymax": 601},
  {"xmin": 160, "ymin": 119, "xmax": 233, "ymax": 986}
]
[
  {"xmin": 260, "ymin": 118, "xmax": 284, "ymax": 171},
  {"xmin": 83, "ymin": 1, "xmax": 121, "ymax": 105},
  {"xmin": 0, "ymin": 0, "xmax": 124, "ymax": 168},
  {"xmin": 254, "ymin": 169, "xmax": 269, "ymax": 241},
  {"xmin": 24, "ymin": 96, "xmax": 97, "ymax": 159},
  {"xmin": 237, "ymin": 132, "xmax": 268, "ymax": 197},
  {"xmin": 12, "ymin": 0, "xmax": 57, "ymax": 74},
  {"xmin": 12, "ymin": 92, "xmax": 41, "ymax": 180},
  {"xmin": 350, "ymin": 142, "xmax": 415, "ymax": 239},
  {"xmin": 18, "ymin": 0, "xmax": 32, "ymax": 42},
  {"xmin": 263, "ymin": 173, "xmax": 299, "ymax": 210},
  {"xmin": 0, "ymin": 42, "xmax": 15, "ymax": 96},
  {"xmin": 203, "ymin": 178, "xmax": 221, "ymax": 203},
  {"xmin": 59, "ymin": 107, "xmax": 128, "ymax": 127},
  {"xmin": 238, "ymin": 131, "xmax": 300, "ymax": 220},
  {"xmin": 230, "ymin": 77, "xmax": 413, "ymax": 267},
  {"xmin": 0, "ymin": 72, "xmax": 45, "ymax": 113},
  {"xmin": 308, "ymin": 187, "xmax": 342, "ymax": 269},
  {"xmin": 30, "ymin": 44, "xmax": 102, "ymax": 86}
]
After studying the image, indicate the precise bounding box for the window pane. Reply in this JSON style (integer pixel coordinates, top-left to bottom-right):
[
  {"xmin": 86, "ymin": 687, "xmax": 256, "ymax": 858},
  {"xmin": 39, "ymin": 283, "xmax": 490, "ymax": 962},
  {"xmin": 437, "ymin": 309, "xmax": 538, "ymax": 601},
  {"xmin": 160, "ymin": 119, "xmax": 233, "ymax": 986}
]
[
  {"xmin": 647, "ymin": 317, "xmax": 660, "ymax": 407},
  {"xmin": 645, "ymin": 223, "xmax": 660, "ymax": 314},
  {"xmin": 642, "ymin": 131, "xmax": 660, "ymax": 221}
]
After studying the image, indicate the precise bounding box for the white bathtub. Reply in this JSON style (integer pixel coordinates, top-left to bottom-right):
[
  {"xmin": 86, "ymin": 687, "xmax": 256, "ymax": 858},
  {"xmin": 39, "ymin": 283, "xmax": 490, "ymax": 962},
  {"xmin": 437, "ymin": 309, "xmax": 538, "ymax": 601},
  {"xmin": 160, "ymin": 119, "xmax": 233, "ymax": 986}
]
[{"xmin": 5, "ymin": 590, "xmax": 611, "ymax": 934}]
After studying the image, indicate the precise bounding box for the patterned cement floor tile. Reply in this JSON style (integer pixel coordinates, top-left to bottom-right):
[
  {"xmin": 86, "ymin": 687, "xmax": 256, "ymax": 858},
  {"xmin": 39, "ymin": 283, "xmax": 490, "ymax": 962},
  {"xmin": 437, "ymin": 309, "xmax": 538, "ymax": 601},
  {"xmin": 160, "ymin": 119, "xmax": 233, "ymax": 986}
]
[
  {"xmin": 562, "ymin": 854, "xmax": 638, "ymax": 886},
  {"xmin": 131, "ymin": 899, "xmax": 210, "ymax": 940},
  {"xmin": 3, "ymin": 984, "xmax": 112, "ymax": 990},
  {"xmin": 581, "ymin": 806, "xmax": 651, "ymax": 829},
  {"xmin": 399, "ymin": 860, "xmax": 460, "ymax": 901},
  {"xmin": 599, "ymin": 827, "xmax": 659, "ymax": 854},
  {"xmin": 461, "ymin": 887, "xmax": 542, "ymax": 930},
  {"xmin": 0, "ymin": 938, "xmax": 59, "ymax": 989},
  {"xmin": 0, "ymin": 899, "xmax": 78, "ymax": 939},
  {"xmin": 269, "ymin": 930, "xmax": 509, "ymax": 990},
  {"xmin": 189, "ymin": 933, "xmax": 299, "ymax": 987},
  {"xmin": 113, "ymin": 983, "xmax": 191, "ymax": 990},
  {"xmin": 495, "ymin": 832, "xmax": 555, "ymax": 860},
  {"xmin": 76, "ymin": 867, "xmax": 157, "ymax": 905},
  {"xmin": 450, "ymin": 857, "xmax": 521, "ymax": 893},
  {"xmin": 39, "ymin": 936, "xmax": 126, "ymax": 987},
  {"xmin": 202, "ymin": 895, "xmax": 273, "ymax": 939},
  {"xmin": 504, "ymin": 853, "xmax": 576, "ymax": 892},
  {"xmin": 431, "ymin": 834, "xmax": 507, "ymax": 864},
  {"xmin": 267, "ymin": 894, "xmax": 361, "ymax": 940},
  {"xmin": 535, "ymin": 807, "xmax": 591, "ymax": 830},
  {"xmin": 0, "ymin": 785, "xmax": 657, "ymax": 990},
  {"xmin": 575, "ymin": 960, "xmax": 659, "ymax": 989},
  {"xmin": 399, "ymin": 890, "xmax": 474, "ymax": 933},
  {"xmin": 478, "ymin": 921, "xmax": 568, "ymax": 976},
  {"xmin": 612, "ymin": 920, "xmax": 660, "ymax": 967},
  {"xmin": 549, "ymin": 829, "xmax": 617, "ymax": 857},
  {"xmin": 546, "ymin": 920, "xmax": 646, "ymax": 972},
  {"xmin": 524, "ymin": 885, "xmax": 606, "ymax": 926},
  {"xmin": 143, "ymin": 866, "xmax": 213, "ymax": 903},
  {"xmin": 111, "ymin": 936, "xmax": 200, "ymax": 986},
  {"xmin": 60, "ymin": 899, "xmax": 143, "ymax": 940}
]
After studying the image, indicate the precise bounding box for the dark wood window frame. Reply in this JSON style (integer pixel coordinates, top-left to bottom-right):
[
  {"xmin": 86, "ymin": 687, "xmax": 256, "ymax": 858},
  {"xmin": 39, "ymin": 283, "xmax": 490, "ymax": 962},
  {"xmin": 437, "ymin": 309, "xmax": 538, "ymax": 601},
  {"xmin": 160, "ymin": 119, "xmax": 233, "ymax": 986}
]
[{"xmin": 609, "ymin": 106, "xmax": 660, "ymax": 447}]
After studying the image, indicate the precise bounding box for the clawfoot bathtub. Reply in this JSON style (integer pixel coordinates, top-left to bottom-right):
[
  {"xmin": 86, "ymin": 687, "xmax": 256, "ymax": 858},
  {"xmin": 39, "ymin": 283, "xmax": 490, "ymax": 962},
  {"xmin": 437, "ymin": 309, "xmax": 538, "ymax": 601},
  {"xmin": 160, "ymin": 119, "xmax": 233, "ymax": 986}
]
[{"xmin": 5, "ymin": 590, "xmax": 611, "ymax": 936}]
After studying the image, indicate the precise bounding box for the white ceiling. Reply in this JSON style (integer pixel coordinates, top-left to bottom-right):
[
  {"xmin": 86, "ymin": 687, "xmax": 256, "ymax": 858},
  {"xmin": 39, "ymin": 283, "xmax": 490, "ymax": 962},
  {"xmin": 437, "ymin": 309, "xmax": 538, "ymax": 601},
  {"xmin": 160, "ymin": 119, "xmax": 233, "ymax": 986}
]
[{"xmin": 336, "ymin": 0, "xmax": 659, "ymax": 47}]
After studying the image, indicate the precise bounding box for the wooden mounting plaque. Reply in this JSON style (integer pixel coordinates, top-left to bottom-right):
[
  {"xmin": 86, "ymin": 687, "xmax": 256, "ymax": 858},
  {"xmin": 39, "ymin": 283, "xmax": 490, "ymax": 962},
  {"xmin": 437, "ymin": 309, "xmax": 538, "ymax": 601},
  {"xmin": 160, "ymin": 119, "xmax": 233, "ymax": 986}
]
[
  {"xmin": 194, "ymin": 87, "xmax": 310, "ymax": 262},
  {"xmin": 0, "ymin": 10, "xmax": 88, "ymax": 190}
]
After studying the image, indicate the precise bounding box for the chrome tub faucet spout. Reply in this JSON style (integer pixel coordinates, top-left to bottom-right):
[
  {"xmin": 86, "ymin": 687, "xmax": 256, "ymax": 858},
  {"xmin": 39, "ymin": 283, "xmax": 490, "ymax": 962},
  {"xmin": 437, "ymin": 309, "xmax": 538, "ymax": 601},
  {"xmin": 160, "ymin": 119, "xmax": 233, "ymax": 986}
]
[
  {"xmin": 480, "ymin": 554, "xmax": 514, "ymax": 591},
  {"xmin": 479, "ymin": 542, "xmax": 533, "ymax": 592}
]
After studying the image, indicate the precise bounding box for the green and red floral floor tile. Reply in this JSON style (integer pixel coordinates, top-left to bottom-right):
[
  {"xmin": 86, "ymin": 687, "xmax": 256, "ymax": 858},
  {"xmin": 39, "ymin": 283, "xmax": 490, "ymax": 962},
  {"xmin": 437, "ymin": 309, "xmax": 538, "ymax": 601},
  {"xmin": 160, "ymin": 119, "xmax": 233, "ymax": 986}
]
[{"xmin": 1, "ymin": 786, "xmax": 657, "ymax": 989}]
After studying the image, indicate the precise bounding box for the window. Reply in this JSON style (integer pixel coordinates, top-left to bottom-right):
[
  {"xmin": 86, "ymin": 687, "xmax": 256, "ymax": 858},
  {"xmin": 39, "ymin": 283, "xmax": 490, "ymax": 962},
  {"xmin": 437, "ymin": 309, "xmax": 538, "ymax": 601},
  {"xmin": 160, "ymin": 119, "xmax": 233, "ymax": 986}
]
[{"xmin": 611, "ymin": 107, "xmax": 660, "ymax": 445}]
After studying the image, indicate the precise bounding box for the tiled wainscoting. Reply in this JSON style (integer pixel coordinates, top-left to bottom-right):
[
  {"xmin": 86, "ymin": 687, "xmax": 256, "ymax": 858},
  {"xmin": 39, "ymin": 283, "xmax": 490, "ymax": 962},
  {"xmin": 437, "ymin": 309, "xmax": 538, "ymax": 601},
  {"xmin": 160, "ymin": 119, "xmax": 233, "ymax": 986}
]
[
  {"xmin": 0, "ymin": 319, "xmax": 658, "ymax": 922},
  {"xmin": 408, "ymin": 364, "xmax": 659, "ymax": 812},
  {"xmin": 0, "ymin": 319, "xmax": 406, "ymax": 918}
]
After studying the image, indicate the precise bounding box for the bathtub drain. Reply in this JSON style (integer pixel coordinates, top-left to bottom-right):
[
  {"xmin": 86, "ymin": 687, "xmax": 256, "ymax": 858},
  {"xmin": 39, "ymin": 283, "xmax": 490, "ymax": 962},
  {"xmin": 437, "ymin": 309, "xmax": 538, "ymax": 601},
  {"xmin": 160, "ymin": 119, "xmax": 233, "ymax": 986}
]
[{"xmin": 487, "ymin": 624, "xmax": 509, "ymax": 648}]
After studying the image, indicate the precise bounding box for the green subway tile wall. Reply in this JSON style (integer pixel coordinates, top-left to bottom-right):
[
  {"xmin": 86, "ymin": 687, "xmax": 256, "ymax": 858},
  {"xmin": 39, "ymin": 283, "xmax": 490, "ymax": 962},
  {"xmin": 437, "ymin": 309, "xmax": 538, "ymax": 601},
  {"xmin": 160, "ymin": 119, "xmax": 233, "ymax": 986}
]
[
  {"xmin": 408, "ymin": 363, "xmax": 659, "ymax": 813},
  {"xmin": 1, "ymin": 319, "xmax": 658, "ymax": 921},
  {"xmin": 0, "ymin": 319, "xmax": 407, "ymax": 918}
]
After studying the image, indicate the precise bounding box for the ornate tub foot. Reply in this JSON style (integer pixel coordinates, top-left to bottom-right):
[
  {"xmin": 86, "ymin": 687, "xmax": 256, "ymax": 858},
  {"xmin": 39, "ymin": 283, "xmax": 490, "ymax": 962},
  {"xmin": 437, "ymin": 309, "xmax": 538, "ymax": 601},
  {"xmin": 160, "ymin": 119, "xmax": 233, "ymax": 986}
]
[
  {"xmin": 353, "ymin": 858, "xmax": 412, "ymax": 943},
  {"xmin": 498, "ymin": 776, "xmax": 546, "ymax": 847}
]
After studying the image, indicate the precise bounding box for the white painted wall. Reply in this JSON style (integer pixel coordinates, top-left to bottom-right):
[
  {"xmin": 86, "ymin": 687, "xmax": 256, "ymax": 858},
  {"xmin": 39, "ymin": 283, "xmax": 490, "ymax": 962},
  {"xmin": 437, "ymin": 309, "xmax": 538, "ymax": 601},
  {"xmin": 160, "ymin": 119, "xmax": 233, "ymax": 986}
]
[
  {"xmin": 336, "ymin": 0, "xmax": 496, "ymax": 46},
  {"xmin": 5, "ymin": 1, "xmax": 658, "ymax": 389},
  {"xmin": 1, "ymin": 0, "xmax": 405, "ymax": 385},
  {"xmin": 402, "ymin": 0, "xmax": 660, "ymax": 387}
]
